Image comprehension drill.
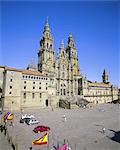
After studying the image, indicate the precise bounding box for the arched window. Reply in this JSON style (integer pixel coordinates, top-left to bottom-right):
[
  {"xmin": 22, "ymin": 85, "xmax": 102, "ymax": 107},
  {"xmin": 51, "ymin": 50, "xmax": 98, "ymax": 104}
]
[
  {"xmin": 47, "ymin": 43, "xmax": 49, "ymax": 48},
  {"xmin": 63, "ymin": 89, "xmax": 66, "ymax": 95},
  {"xmin": 50, "ymin": 44, "xmax": 52, "ymax": 49},
  {"xmin": 61, "ymin": 89, "xmax": 62, "ymax": 95},
  {"xmin": 63, "ymin": 51, "xmax": 65, "ymax": 57}
]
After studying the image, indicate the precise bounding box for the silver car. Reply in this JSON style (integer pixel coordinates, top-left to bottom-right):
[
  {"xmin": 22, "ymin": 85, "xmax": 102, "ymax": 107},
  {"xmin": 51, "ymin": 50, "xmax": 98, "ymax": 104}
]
[{"xmin": 26, "ymin": 118, "xmax": 39, "ymax": 125}]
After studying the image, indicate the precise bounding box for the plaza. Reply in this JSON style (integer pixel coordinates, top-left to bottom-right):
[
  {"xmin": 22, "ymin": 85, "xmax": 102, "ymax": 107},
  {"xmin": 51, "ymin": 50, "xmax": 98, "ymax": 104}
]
[{"xmin": 1, "ymin": 103, "xmax": 120, "ymax": 150}]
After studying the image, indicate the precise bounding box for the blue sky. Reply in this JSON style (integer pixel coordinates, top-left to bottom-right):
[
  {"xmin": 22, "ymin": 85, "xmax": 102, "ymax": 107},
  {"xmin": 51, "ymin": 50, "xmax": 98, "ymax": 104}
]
[{"xmin": 0, "ymin": 1, "xmax": 119, "ymax": 86}]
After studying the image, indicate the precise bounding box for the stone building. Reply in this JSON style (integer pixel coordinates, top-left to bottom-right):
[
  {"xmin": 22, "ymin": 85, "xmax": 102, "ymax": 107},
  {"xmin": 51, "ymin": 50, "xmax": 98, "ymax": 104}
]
[
  {"xmin": 79, "ymin": 69, "xmax": 118, "ymax": 104},
  {"xmin": 0, "ymin": 65, "xmax": 56, "ymax": 111},
  {"xmin": 0, "ymin": 19, "xmax": 119, "ymax": 110}
]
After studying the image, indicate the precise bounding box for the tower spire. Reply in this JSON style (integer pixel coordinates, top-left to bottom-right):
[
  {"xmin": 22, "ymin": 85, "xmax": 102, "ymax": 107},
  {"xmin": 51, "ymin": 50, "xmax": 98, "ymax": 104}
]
[
  {"xmin": 61, "ymin": 40, "xmax": 64, "ymax": 49},
  {"xmin": 68, "ymin": 32, "xmax": 74, "ymax": 48},
  {"xmin": 45, "ymin": 17, "xmax": 49, "ymax": 27},
  {"xmin": 102, "ymin": 69, "xmax": 108, "ymax": 83},
  {"xmin": 44, "ymin": 17, "xmax": 50, "ymax": 32}
]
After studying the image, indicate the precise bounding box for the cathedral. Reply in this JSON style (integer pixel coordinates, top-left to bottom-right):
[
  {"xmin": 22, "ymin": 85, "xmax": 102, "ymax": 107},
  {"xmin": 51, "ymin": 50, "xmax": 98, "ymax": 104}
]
[{"xmin": 0, "ymin": 19, "xmax": 119, "ymax": 111}]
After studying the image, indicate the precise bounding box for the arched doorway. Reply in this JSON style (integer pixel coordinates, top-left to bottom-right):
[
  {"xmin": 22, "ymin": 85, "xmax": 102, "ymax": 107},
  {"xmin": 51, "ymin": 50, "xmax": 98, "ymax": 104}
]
[{"xmin": 46, "ymin": 99, "xmax": 48, "ymax": 107}]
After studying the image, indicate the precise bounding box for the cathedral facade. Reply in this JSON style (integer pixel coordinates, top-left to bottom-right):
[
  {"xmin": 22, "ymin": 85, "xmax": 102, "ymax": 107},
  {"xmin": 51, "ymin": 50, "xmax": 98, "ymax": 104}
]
[{"xmin": 0, "ymin": 19, "xmax": 119, "ymax": 111}]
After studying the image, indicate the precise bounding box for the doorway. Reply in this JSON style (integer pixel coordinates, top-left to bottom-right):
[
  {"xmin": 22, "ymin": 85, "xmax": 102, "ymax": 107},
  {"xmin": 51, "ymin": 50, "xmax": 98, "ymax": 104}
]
[{"xmin": 46, "ymin": 99, "xmax": 48, "ymax": 107}]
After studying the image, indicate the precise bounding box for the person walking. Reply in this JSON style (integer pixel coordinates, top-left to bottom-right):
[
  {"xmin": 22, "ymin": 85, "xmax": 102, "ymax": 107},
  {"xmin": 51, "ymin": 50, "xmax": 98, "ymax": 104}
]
[{"xmin": 102, "ymin": 127, "xmax": 106, "ymax": 134}]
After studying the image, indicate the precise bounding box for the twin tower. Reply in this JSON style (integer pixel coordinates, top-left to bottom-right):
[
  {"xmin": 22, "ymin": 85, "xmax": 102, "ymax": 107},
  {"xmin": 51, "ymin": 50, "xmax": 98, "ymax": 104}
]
[
  {"xmin": 37, "ymin": 18, "xmax": 80, "ymax": 96},
  {"xmin": 38, "ymin": 18, "xmax": 79, "ymax": 76}
]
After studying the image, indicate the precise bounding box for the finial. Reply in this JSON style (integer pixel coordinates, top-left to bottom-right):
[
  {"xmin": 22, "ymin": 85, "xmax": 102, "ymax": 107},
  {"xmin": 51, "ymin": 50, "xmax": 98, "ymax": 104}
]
[
  {"xmin": 45, "ymin": 16, "xmax": 49, "ymax": 27},
  {"xmin": 61, "ymin": 40, "xmax": 64, "ymax": 48},
  {"xmin": 103, "ymin": 69, "xmax": 106, "ymax": 74},
  {"xmin": 69, "ymin": 32, "xmax": 73, "ymax": 38}
]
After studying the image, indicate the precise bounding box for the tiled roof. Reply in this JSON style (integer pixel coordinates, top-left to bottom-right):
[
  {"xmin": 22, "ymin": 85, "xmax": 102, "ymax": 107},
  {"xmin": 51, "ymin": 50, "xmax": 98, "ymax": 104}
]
[
  {"xmin": 22, "ymin": 69, "xmax": 45, "ymax": 76},
  {"xmin": 88, "ymin": 82, "xmax": 111, "ymax": 87},
  {"xmin": 0, "ymin": 66, "xmax": 45, "ymax": 76}
]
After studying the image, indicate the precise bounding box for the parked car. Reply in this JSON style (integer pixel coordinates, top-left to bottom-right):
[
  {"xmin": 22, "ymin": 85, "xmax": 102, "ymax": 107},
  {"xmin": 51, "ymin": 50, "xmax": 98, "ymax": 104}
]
[
  {"xmin": 33, "ymin": 125, "xmax": 50, "ymax": 133},
  {"xmin": 26, "ymin": 118, "xmax": 39, "ymax": 125},
  {"xmin": 20, "ymin": 117, "xmax": 31, "ymax": 123},
  {"xmin": 21, "ymin": 114, "xmax": 35, "ymax": 119}
]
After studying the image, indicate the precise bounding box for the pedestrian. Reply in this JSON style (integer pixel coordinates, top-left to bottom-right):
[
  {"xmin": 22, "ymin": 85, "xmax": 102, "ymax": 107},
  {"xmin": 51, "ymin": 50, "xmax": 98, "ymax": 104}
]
[
  {"xmin": 62, "ymin": 115, "xmax": 66, "ymax": 122},
  {"xmin": 30, "ymin": 146, "xmax": 32, "ymax": 150},
  {"xmin": 3, "ymin": 125, "xmax": 5, "ymax": 130},
  {"xmin": 0, "ymin": 125, "xmax": 3, "ymax": 132},
  {"xmin": 102, "ymin": 127, "xmax": 106, "ymax": 134},
  {"xmin": 11, "ymin": 143, "xmax": 15, "ymax": 150}
]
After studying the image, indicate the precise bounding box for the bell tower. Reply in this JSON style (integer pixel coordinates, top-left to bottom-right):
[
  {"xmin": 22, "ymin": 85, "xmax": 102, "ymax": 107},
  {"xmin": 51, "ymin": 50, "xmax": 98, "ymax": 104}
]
[
  {"xmin": 66, "ymin": 33, "xmax": 80, "ymax": 76},
  {"xmin": 102, "ymin": 69, "xmax": 108, "ymax": 83},
  {"xmin": 38, "ymin": 18, "xmax": 54, "ymax": 76}
]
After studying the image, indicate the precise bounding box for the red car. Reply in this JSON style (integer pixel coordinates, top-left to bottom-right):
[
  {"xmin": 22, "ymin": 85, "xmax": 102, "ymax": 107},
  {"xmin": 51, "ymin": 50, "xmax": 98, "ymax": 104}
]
[{"xmin": 33, "ymin": 125, "xmax": 50, "ymax": 133}]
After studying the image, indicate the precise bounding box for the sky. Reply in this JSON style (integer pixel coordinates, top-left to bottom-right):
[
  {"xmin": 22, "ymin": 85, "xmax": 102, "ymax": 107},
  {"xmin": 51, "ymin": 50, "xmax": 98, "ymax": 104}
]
[{"xmin": 0, "ymin": 0, "xmax": 120, "ymax": 87}]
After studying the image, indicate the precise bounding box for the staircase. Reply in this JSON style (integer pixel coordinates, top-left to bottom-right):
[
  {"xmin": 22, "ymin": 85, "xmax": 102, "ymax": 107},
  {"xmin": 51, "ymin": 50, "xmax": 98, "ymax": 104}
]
[{"xmin": 59, "ymin": 95, "xmax": 89, "ymax": 109}]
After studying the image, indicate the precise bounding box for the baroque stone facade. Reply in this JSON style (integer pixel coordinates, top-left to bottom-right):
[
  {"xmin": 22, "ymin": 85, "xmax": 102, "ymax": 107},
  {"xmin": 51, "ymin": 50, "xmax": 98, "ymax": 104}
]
[{"xmin": 0, "ymin": 19, "xmax": 119, "ymax": 110}]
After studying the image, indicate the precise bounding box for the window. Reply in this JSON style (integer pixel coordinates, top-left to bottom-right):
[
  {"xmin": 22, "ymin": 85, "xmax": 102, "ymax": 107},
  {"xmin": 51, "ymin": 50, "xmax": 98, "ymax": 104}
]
[
  {"xmin": 47, "ymin": 43, "xmax": 49, "ymax": 48},
  {"xmin": 46, "ymin": 83, "xmax": 48, "ymax": 85},
  {"xmin": 33, "ymin": 82, "xmax": 35, "ymax": 84},
  {"xmin": 63, "ymin": 51, "xmax": 64, "ymax": 57},
  {"xmin": 40, "ymin": 93, "xmax": 42, "ymax": 98},
  {"xmin": 61, "ymin": 89, "xmax": 62, "ymax": 95},
  {"xmin": 39, "ymin": 87, "xmax": 41, "ymax": 90},
  {"xmin": 50, "ymin": 44, "xmax": 52, "ymax": 49},
  {"xmin": 10, "ymin": 86, "xmax": 12, "ymax": 89},
  {"xmin": 33, "ymin": 87, "xmax": 35, "ymax": 89},
  {"xmin": 46, "ymin": 87, "xmax": 48, "ymax": 90},
  {"xmin": 24, "ymin": 93, "xmax": 26, "ymax": 99},
  {"xmin": 24, "ymin": 81, "xmax": 26, "ymax": 84},
  {"xmin": 9, "ymin": 92, "xmax": 12, "ymax": 94},
  {"xmin": 10, "ymin": 79, "xmax": 13, "ymax": 82},
  {"xmin": 63, "ymin": 89, "xmax": 66, "ymax": 95},
  {"xmin": 24, "ymin": 86, "xmax": 26, "ymax": 89},
  {"xmin": 32, "ymin": 93, "xmax": 35, "ymax": 99}
]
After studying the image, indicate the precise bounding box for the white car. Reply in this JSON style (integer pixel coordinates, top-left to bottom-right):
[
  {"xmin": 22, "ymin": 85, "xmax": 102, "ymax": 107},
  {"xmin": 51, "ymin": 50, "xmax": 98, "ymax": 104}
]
[
  {"xmin": 26, "ymin": 118, "xmax": 39, "ymax": 125},
  {"xmin": 21, "ymin": 114, "xmax": 35, "ymax": 119}
]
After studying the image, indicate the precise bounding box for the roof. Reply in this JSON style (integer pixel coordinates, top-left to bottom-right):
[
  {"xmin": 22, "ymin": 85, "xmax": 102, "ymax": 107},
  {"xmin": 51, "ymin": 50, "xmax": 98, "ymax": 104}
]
[
  {"xmin": 0, "ymin": 66, "xmax": 5, "ymax": 69},
  {"xmin": 88, "ymin": 81, "xmax": 111, "ymax": 87},
  {"xmin": 0, "ymin": 66, "xmax": 45, "ymax": 76},
  {"xmin": 22, "ymin": 69, "xmax": 45, "ymax": 76}
]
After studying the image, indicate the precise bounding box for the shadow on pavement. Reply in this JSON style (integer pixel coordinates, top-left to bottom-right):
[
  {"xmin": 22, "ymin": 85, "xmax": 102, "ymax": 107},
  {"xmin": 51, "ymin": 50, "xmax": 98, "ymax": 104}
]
[{"xmin": 108, "ymin": 130, "xmax": 120, "ymax": 143}]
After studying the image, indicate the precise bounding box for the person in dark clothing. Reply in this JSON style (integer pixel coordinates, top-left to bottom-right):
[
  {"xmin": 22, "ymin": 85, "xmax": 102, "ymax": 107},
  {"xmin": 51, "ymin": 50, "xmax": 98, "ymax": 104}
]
[
  {"xmin": 12, "ymin": 143, "xmax": 15, "ymax": 150},
  {"xmin": 0, "ymin": 125, "xmax": 3, "ymax": 132},
  {"xmin": 30, "ymin": 147, "xmax": 32, "ymax": 150}
]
